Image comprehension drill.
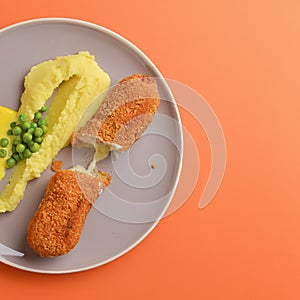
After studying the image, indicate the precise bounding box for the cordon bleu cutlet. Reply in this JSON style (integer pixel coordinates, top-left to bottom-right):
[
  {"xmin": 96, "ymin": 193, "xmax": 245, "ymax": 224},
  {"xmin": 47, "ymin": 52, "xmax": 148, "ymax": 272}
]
[
  {"xmin": 27, "ymin": 169, "xmax": 111, "ymax": 257},
  {"xmin": 72, "ymin": 74, "xmax": 161, "ymax": 152}
]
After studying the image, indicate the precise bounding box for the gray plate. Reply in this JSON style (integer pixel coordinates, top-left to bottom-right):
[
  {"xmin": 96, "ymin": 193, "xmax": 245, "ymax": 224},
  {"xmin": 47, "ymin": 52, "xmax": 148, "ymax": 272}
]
[{"xmin": 0, "ymin": 18, "xmax": 183, "ymax": 273}]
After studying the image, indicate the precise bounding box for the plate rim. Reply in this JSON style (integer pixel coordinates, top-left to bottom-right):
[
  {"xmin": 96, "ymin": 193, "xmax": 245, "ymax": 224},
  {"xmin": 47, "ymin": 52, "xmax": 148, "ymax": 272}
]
[{"xmin": 0, "ymin": 17, "xmax": 184, "ymax": 274}]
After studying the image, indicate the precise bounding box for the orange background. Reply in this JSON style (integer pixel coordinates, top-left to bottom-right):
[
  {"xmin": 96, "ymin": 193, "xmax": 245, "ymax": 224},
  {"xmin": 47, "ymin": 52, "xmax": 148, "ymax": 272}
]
[{"xmin": 1, "ymin": 1, "xmax": 300, "ymax": 299}]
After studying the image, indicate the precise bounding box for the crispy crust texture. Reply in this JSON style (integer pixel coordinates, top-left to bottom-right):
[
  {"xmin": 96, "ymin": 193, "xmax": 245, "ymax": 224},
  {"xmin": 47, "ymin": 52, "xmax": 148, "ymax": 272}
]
[
  {"xmin": 72, "ymin": 74, "xmax": 160, "ymax": 151},
  {"xmin": 51, "ymin": 160, "xmax": 62, "ymax": 172},
  {"xmin": 98, "ymin": 98, "xmax": 160, "ymax": 150},
  {"xmin": 27, "ymin": 170, "xmax": 110, "ymax": 257}
]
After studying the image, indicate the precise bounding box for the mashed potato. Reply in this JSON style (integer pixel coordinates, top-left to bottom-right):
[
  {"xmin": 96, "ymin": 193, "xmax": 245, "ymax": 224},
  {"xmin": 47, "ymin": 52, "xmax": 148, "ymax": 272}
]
[{"xmin": 0, "ymin": 52, "xmax": 110, "ymax": 212}]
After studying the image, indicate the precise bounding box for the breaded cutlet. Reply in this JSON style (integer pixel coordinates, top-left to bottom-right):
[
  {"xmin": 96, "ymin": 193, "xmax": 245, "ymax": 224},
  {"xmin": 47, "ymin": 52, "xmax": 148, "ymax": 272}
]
[
  {"xmin": 27, "ymin": 170, "xmax": 111, "ymax": 257},
  {"xmin": 72, "ymin": 74, "xmax": 160, "ymax": 151}
]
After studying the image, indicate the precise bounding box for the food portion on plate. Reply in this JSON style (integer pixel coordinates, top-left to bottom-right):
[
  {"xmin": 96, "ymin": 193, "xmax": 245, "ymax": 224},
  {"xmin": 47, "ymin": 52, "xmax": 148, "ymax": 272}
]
[
  {"xmin": 0, "ymin": 52, "xmax": 161, "ymax": 257},
  {"xmin": 0, "ymin": 51, "xmax": 110, "ymax": 213},
  {"xmin": 27, "ymin": 166, "xmax": 111, "ymax": 257},
  {"xmin": 72, "ymin": 74, "xmax": 160, "ymax": 156},
  {"xmin": 0, "ymin": 106, "xmax": 17, "ymax": 180}
]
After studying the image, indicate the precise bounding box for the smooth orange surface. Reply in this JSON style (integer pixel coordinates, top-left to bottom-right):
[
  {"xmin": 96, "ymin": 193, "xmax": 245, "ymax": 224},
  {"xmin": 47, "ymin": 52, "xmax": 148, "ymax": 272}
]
[{"xmin": 1, "ymin": 1, "xmax": 300, "ymax": 299}]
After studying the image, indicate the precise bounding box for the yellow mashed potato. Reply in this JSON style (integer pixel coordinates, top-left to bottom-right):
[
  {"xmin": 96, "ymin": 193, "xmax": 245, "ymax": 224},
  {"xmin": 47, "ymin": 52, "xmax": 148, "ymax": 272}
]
[
  {"xmin": 0, "ymin": 106, "xmax": 17, "ymax": 180},
  {"xmin": 0, "ymin": 52, "xmax": 110, "ymax": 212}
]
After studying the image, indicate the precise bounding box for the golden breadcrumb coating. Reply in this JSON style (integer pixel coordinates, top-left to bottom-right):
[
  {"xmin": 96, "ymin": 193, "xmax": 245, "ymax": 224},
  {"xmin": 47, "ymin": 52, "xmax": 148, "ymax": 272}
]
[
  {"xmin": 98, "ymin": 97, "xmax": 160, "ymax": 150},
  {"xmin": 72, "ymin": 74, "xmax": 160, "ymax": 151},
  {"xmin": 51, "ymin": 160, "xmax": 62, "ymax": 172},
  {"xmin": 27, "ymin": 170, "xmax": 111, "ymax": 257}
]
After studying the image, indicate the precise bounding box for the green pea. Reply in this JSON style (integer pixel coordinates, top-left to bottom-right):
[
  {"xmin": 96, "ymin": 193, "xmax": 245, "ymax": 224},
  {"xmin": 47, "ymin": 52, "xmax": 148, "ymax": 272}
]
[
  {"xmin": 40, "ymin": 106, "xmax": 47, "ymax": 112},
  {"xmin": 30, "ymin": 122, "xmax": 38, "ymax": 129},
  {"xmin": 10, "ymin": 122, "xmax": 17, "ymax": 129},
  {"xmin": 34, "ymin": 111, "xmax": 42, "ymax": 120},
  {"xmin": 22, "ymin": 122, "xmax": 31, "ymax": 131},
  {"xmin": 12, "ymin": 126, "xmax": 22, "ymax": 135},
  {"xmin": 34, "ymin": 127, "xmax": 43, "ymax": 137},
  {"xmin": 27, "ymin": 141, "xmax": 34, "ymax": 147},
  {"xmin": 12, "ymin": 145, "xmax": 17, "ymax": 154},
  {"xmin": 23, "ymin": 149, "xmax": 32, "ymax": 158},
  {"xmin": 0, "ymin": 149, "xmax": 7, "ymax": 158},
  {"xmin": 41, "ymin": 125, "xmax": 47, "ymax": 134},
  {"xmin": 6, "ymin": 157, "xmax": 16, "ymax": 168},
  {"xmin": 37, "ymin": 118, "xmax": 47, "ymax": 127},
  {"xmin": 7, "ymin": 129, "xmax": 13, "ymax": 136},
  {"xmin": 19, "ymin": 152, "xmax": 24, "ymax": 159},
  {"xmin": 0, "ymin": 138, "xmax": 9, "ymax": 147},
  {"xmin": 34, "ymin": 137, "xmax": 43, "ymax": 144},
  {"xmin": 30, "ymin": 142, "xmax": 40, "ymax": 153},
  {"xmin": 23, "ymin": 132, "xmax": 33, "ymax": 144},
  {"xmin": 18, "ymin": 114, "xmax": 27, "ymax": 123},
  {"xmin": 12, "ymin": 154, "xmax": 20, "ymax": 162},
  {"xmin": 27, "ymin": 128, "xmax": 35, "ymax": 134},
  {"xmin": 16, "ymin": 144, "xmax": 25, "ymax": 153},
  {"xmin": 13, "ymin": 136, "xmax": 22, "ymax": 145}
]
